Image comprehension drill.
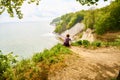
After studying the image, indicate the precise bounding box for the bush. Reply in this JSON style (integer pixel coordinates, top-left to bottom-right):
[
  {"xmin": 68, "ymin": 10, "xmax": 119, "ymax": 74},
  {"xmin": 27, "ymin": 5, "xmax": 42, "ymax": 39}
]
[
  {"xmin": 102, "ymin": 39, "xmax": 120, "ymax": 47},
  {"xmin": 82, "ymin": 40, "xmax": 90, "ymax": 47},
  {"xmin": 91, "ymin": 41, "xmax": 101, "ymax": 47},
  {"xmin": 0, "ymin": 51, "xmax": 17, "ymax": 80},
  {"xmin": 71, "ymin": 42, "xmax": 79, "ymax": 46},
  {"xmin": 72, "ymin": 40, "xmax": 103, "ymax": 48},
  {"xmin": 72, "ymin": 40, "xmax": 91, "ymax": 48},
  {"xmin": 32, "ymin": 43, "xmax": 71, "ymax": 64},
  {"xmin": 14, "ymin": 43, "xmax": 72, "ymax": 80},
  {"xmin": 77, "ymin": 40, "xmax": 83, "ymax": 45},
  {"xmin": 71, "ymin": 40, "xmax": 83, "ymax": 46}
]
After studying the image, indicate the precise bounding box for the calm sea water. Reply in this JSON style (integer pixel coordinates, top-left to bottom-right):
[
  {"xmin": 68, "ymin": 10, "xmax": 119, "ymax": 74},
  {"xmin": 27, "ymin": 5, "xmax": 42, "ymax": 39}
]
[{"xmin": 0, "ymin": 21, "xmax": 58, "ymax": 59}]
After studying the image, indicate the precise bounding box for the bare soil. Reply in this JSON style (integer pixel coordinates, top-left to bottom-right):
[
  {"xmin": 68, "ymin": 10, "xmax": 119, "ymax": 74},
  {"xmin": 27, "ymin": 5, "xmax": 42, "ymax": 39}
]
[{"xmin": 48, "ymin": 46, "xmax": 120, "ymax": 80}]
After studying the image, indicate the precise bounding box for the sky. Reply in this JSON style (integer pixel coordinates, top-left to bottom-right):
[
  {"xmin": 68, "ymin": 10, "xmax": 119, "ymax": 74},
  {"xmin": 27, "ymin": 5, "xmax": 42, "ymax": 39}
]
[{"xmin": 0, "ymin": 0, "xmax": 111, "ymax": 23}]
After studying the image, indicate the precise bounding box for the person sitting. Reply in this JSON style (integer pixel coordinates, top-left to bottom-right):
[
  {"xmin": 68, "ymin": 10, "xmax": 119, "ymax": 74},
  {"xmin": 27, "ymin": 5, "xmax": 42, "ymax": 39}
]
[{"xmin": 63, "ymin": 34, "xmax": 71, "ymax": 47}]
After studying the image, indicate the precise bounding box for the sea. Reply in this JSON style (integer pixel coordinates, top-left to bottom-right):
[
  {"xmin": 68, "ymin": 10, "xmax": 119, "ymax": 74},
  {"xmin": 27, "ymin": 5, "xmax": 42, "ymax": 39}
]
[{"xmin": 0, "ymin": 21, "xmax": 59, "ymax": 59}]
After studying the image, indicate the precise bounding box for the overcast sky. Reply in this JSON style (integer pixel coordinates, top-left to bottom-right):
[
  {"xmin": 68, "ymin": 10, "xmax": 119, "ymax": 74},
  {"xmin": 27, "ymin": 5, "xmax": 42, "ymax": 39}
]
[{"xmin": 0, "ymin": 0, "xmax": 111, "ymax": 23}]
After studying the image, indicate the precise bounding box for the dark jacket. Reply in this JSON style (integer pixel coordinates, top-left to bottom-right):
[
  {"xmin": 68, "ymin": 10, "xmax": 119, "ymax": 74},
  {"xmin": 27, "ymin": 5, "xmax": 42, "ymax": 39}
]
[{"xmin": 63, "ymin": 37, "xmax": 71, "ymax": 47}]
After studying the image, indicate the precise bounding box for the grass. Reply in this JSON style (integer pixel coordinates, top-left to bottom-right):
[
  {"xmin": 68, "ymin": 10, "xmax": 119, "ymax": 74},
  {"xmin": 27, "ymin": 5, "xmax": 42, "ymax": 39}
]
[
  {"xmin": 95, "ymin": 32, "xmax": 120, "ymax": 42},
  {"xmin": 72, "ymin": 40, "xmax": 91, "ymax": 48},
  {"xmin": 72, "ymin": 38, "xmax": 120, "ymax": 49},
  {"xmin": 32, "ymin": 43, "xmax": 72, "ymax": 64},
  {"xmin": 72, "ymin": 31, "xmax": 120, "ymax": 48},
  {"xmin": 0, "ymin": 43, "xmax": 72, "ymax": 80},
  {"xmin": 1, "ymin": 35, "xmax": 120, "ymax": 80}
]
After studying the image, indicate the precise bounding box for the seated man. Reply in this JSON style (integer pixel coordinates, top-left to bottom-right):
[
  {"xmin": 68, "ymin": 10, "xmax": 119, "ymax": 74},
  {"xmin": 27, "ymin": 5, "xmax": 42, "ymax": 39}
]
[{"xmin": 63, "ymin": 34, "xmax": 71, "ymax": 47}]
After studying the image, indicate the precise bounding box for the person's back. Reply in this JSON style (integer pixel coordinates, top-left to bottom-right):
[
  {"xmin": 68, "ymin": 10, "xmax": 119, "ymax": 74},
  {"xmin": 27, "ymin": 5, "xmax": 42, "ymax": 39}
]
[{"xmin": 63, "ymin": 34, "xmax": 71, "ymax": 47}]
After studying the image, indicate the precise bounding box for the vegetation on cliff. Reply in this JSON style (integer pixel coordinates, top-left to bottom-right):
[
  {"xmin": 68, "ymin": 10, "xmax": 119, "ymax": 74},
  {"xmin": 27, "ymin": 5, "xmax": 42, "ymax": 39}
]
[
  {"xmin": 0, "ymin": 0, "xmax": 120, "ymax": 80},
  {"xmin": 52, "ymin": 0, "xmax": 120, "ymax": 35},
  {"xmin": 84, "ymin": 1, "xmax": 120, "ymax": 34},
  {"xmin": 51, "ymin": 11, "xmax": 84, "ymax": 34},
  {"xmin": 0, "ymin": 44, "xmax": 72, "ymax": 80}
]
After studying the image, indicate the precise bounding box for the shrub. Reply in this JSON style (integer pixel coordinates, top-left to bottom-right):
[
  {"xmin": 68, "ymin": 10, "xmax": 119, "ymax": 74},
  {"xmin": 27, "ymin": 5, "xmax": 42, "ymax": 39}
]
[
  {"xmin": 71, "ymin": 40, "xmax": 83, "ymax": 46},
  {"xmin": 82, "ymin": 40, "xmax": 90, "ymax": 47},
  {"xmin": 71, "ymin": 42, "xmax": 79, "ymax": 46},
  {"xmin": 0, "ymin": 52, "xmax": 17, "ymax": 80},
  {"xmin": 72, "ymin": 40, "xmax": 91, "ymax": 47},
  {"xmin": 32, "ymin": 43, "xmax": 71, "ymax": 64},
  {"xmin": 72, "ymin": 40, "xmax": 103, "ymax": 48},
  {"xmin": 77, "ymin": 40, "xmax": 83, "ymax": 45},
  {"xmin": 91, "ymin": 41, "xmax": 101, "ymax": 47}
]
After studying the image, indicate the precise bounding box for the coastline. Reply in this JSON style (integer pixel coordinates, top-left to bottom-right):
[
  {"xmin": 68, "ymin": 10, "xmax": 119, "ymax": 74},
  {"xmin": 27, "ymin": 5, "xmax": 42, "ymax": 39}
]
[{"xmin": 52, "ymin": 23, "xmax": 85, "ymax": 43}]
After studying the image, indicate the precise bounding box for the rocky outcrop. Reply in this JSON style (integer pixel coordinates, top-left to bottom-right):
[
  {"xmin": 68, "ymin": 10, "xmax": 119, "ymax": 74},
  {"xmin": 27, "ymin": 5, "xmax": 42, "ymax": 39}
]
[
  {"xmin": 59, "ymin": 23, "xmax": 95, "ymax": 42},
  {"xmin": 80, "ymin": 28, "xmax": 95, "ymax": 42},
  {"xmin": 60, "ymin": 23, "xmax": 85, "ymax": 40}
]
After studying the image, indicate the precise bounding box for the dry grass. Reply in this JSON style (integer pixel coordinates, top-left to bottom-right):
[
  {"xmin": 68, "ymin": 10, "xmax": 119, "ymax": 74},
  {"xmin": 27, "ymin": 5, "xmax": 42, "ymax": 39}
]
[{"xmin": 95, "ymin": 32, "xmax": 120, "ymax": 42}]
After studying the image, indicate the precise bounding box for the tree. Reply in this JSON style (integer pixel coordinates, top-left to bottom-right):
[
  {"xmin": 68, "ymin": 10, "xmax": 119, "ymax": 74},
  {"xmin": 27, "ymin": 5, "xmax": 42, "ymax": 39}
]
[
  {"xmin": 83, "ymin": 8, "xmax": 95, "ymax": 29},
  {"xmin": 76, "ymin": 0, "xmax": 108, "ymax": 5},
  {"xmin": 0, "ymin": 0, "xmax": 111, "ymax": 19},
  {"xmin": 94, "ymin": 1, "xmax": 120, "ymax": 34},
  {"xmin": 0, "ymin": 51, "xmax": 17, "ymax": 80},
  {"xmin": 0, "ymin": 0, "xmax": 40, "ymax": 19}
]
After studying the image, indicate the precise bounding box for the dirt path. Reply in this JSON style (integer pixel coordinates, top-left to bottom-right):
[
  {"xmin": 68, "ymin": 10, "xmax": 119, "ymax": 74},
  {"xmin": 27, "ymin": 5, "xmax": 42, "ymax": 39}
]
[
  {"xmin": 70, "ymin": 46, "xmax": 120, "ymax": 65},
  {"xmin": 49, "ymin": 46, "xmax": 120, "ymax": 80}
]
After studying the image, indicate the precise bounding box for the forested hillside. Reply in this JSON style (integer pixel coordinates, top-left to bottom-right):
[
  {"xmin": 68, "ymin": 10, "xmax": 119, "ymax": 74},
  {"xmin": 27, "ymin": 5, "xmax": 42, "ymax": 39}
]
[
  {"xmin": 52, "ymin": 0, "xmax": 120, "ymax": 35},
  {"xmin": 84, "ymin": 0, "xmax": 120, "ymax": 34},
  {"xmin": 51, "ymin": 11, "xmax": 84, "ymax": 34}
]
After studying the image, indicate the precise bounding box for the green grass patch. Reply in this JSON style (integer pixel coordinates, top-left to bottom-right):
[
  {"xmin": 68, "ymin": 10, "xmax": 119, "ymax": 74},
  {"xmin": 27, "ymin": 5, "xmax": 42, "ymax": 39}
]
[
  {"xmin": 72, "ymin": 40, "xmax": 90, "ymax": 48},
  {"xmin": 32, "ymin": 43, "xmax": 72, "ymax": 64},
  {"xmin": 72, "ymin": 39, "xmax": 120, "ymax": 48},
  {"xmin": 0, "ymin": 43, "xmax": 72, "ymax": 80}
]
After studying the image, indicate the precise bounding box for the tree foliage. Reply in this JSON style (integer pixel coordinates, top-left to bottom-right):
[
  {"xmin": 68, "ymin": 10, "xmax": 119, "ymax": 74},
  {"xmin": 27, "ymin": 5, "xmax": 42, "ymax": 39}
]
[
  {"xmin": 0, "ymin": 0, "xmax": 40, "ymax": 19},
  {"xmin": 53, "ymin": 0, "xmax": 120, "ymax": 34},
  {"xmin": 82, "ymin": 0, "xmax": 120, "ymax": 34},
  {"xmin": 94, "ymin": 1, "xmax": 120, "ymax": 34},
  {"xmin": 0, "ymin": 0, "xmax": 111, "ymax": 19},
  {"xmin": 53, "ymin": 11, "xmax": 84, "ymax": 34},
  {"xmin": 0, "ymin": 51, "xmax": 17, "ymax": 80},
  {"xmin": 76, "ymin": 0, "xmax": 108, "ymax": 5},
  {"xmin": 83, "ymin": 8, "xmax": 95, "ymax": 29}
]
